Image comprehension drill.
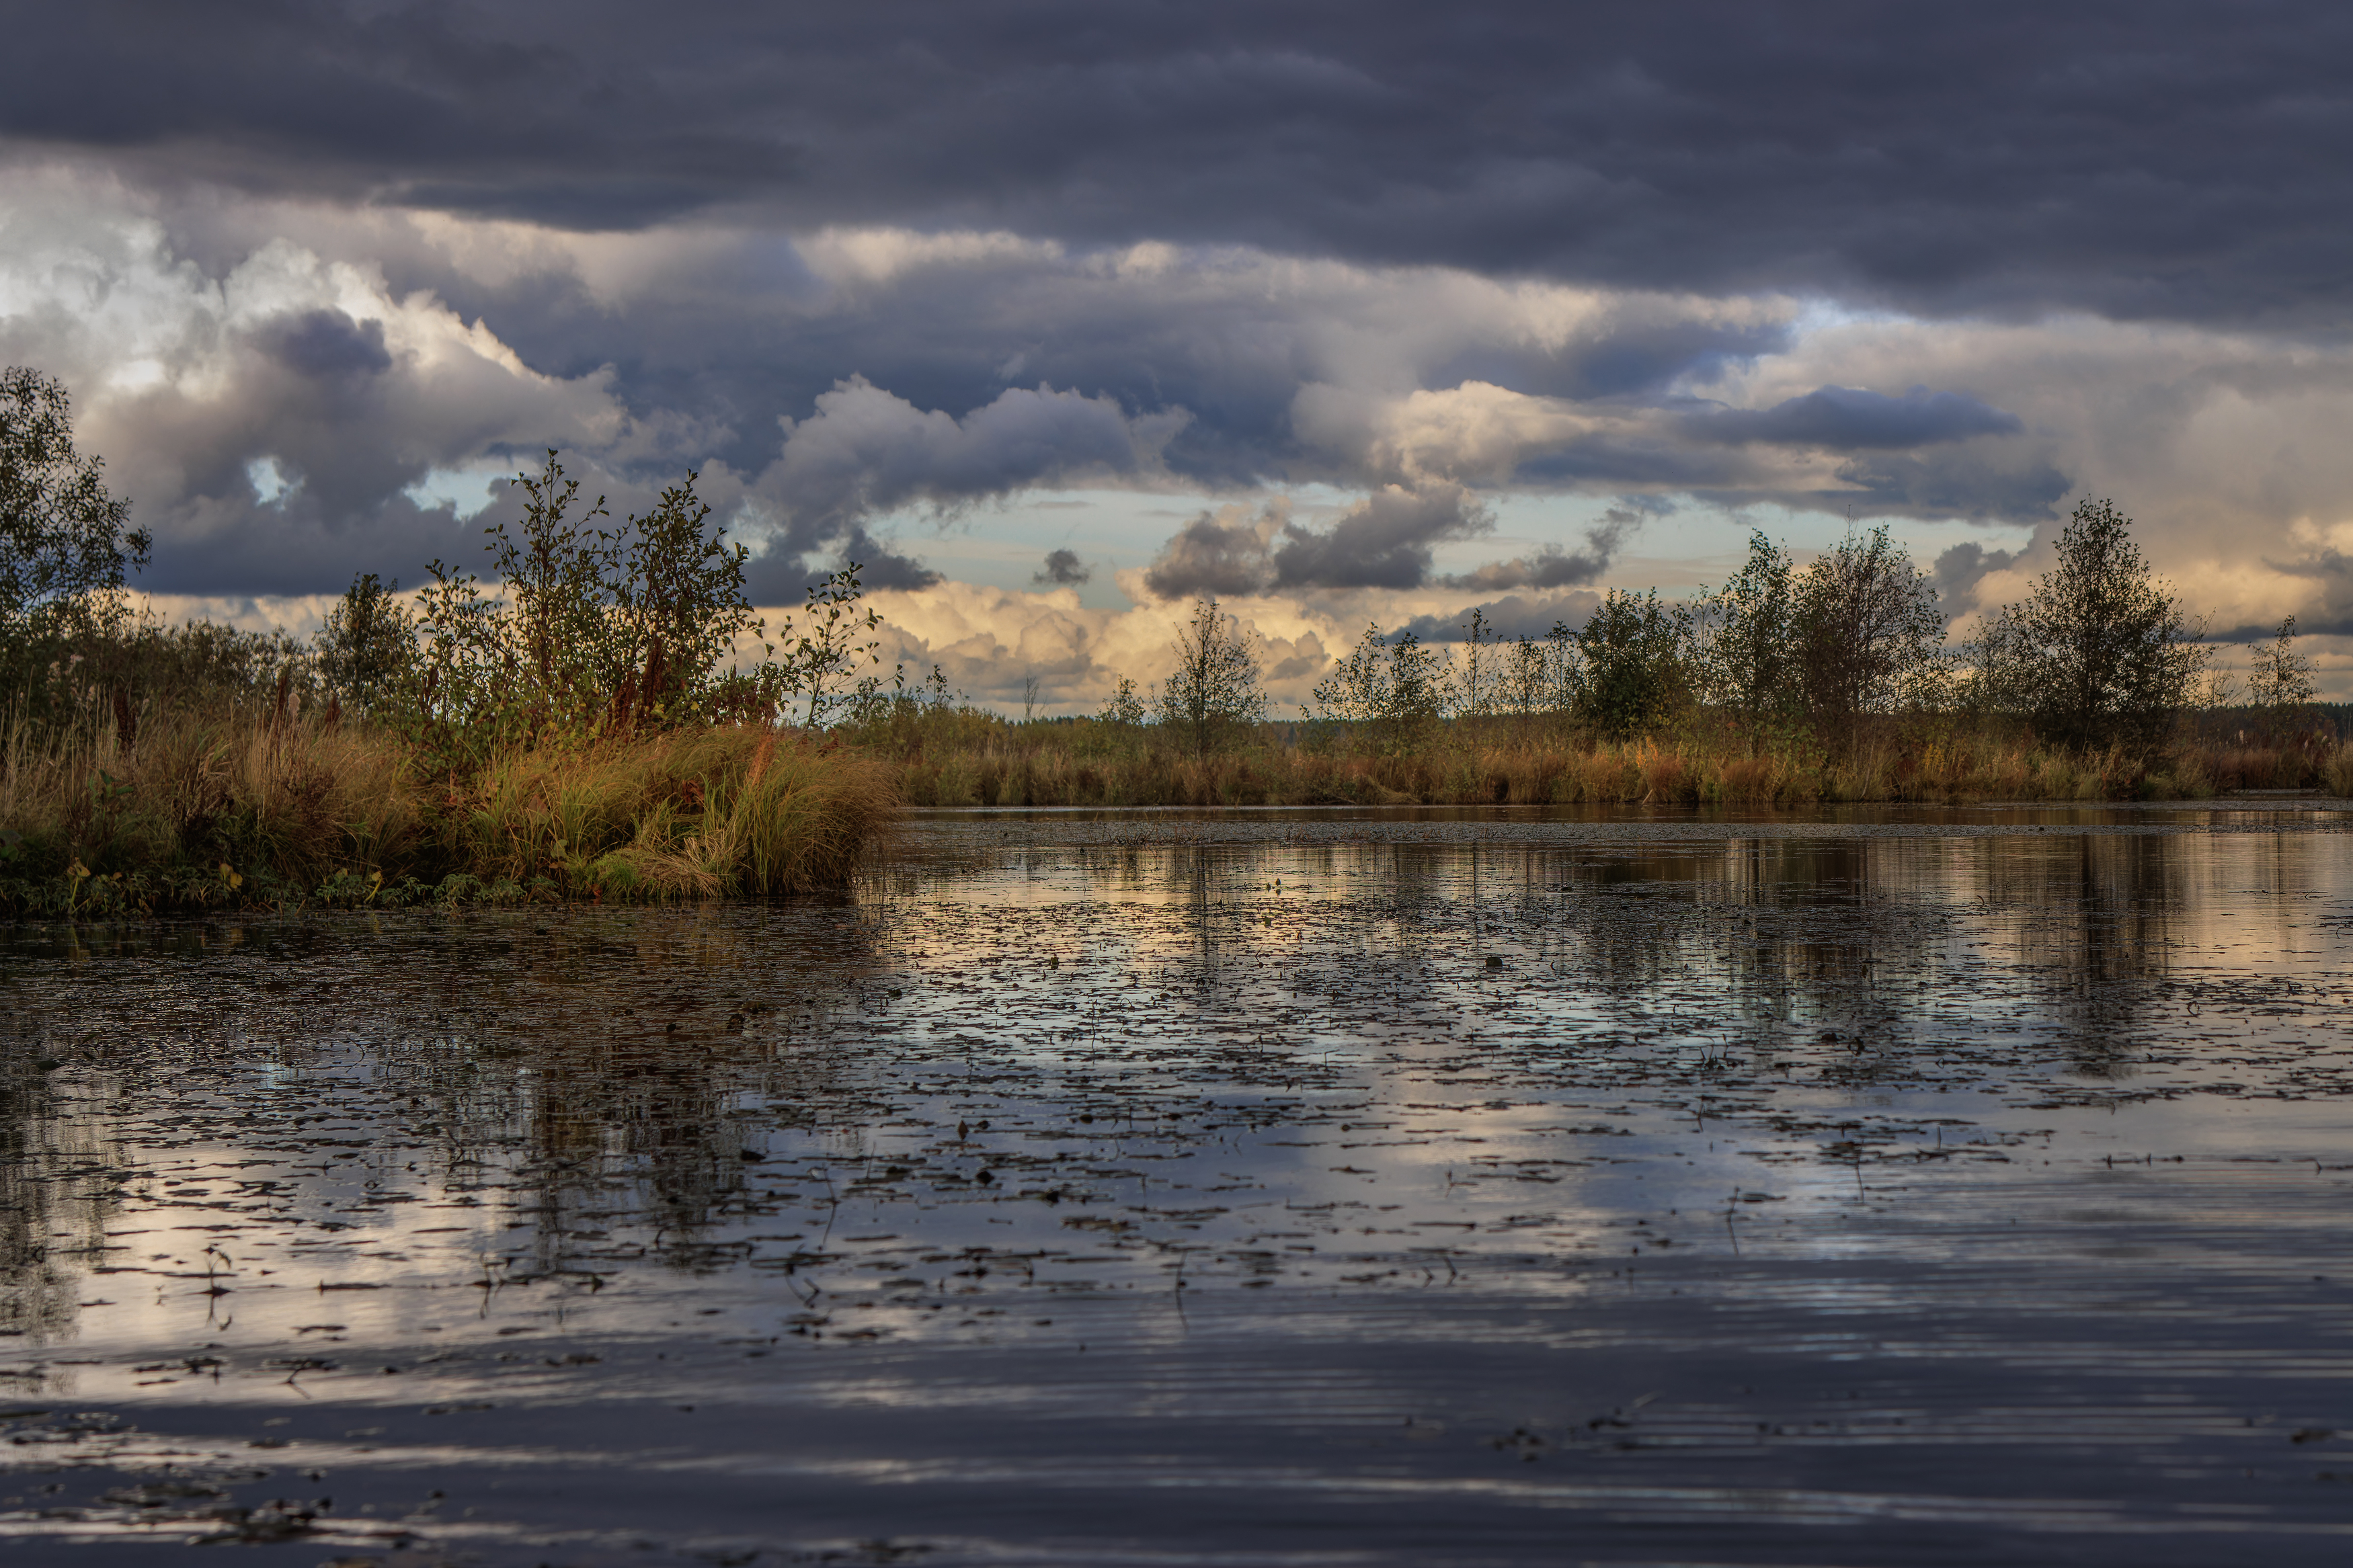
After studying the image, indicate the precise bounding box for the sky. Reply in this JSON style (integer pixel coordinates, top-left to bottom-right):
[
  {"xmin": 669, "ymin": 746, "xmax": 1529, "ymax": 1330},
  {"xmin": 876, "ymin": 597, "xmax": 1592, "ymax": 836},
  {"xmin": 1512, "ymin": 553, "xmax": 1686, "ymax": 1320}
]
[{"xmin": 5, "ymin": 1, "xmax": 2353, "ymax": 709}]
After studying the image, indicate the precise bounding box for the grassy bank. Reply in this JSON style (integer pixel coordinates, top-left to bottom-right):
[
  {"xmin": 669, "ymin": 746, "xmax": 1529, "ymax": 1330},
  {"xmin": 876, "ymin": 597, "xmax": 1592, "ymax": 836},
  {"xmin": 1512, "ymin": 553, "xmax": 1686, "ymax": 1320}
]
[
  {"xmin": 0, "ymin": 708, "xmax": 895, "ymax": 916},
  {"xmin": 849, "ymin": 708, "xmax": 2353, "ymax": 809},
  {"xmin": 7, "ymin": 693, "xmax": 2345, "ymax": 921}
]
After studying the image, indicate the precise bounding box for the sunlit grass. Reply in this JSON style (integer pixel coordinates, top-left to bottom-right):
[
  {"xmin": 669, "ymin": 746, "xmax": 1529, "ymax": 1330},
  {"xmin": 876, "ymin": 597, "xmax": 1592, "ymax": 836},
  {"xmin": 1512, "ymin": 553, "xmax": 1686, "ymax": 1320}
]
[{"xmin": 455, "ymin": 725, "xmax": 894, "ymax": 898}]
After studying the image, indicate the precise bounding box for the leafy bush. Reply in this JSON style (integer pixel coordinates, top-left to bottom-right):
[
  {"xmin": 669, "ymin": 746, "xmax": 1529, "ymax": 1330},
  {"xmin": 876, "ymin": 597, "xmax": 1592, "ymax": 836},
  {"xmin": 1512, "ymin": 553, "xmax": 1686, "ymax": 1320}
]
[
  {"xmin": 1, "ymin": 367, "xmax": 152, "ymax": 715},
  {"xmin": 1788, "ymin": 524, "xmax": 1948, "ymax": 749},
  {"xmin": 2247, "ymin": 615, "xmax": 2317, "ymax": 737},
  {"xmin": 0, "ymin": 368, "xmax": 148, "ymax": 647},
  {"xmin": 1098, "ymin": 675, "xmax": 1148, "ymax": 726},
  {"xmin": 389, "ymin": 452, "xmax": 891, "ymax": 764},
  {"xmin": 1156, "ymin": 597, "xmax": 1268, "ymax": 759},
  {"xmin": 1497, "ymin": 623, "xmax": 1583, "ymax": 720},
  {"xmin": 314, "ymin": 572, "xmax": 415, "ymax": 716},
  {"xmin": 1573, "ymin": 589, "xmax": 1690, "ymax": 739},
  {"xmin": 1692, "ymin": 531, "xmax": 1801, "ymax": 737},
  {"xmin": 1973, "ymin": 497, "xmax": 2212, "ymax": 753},
  {"xmin": 1313, "ymin": 622, "xmax": 1452, "ymax": 755},
  {"xmin": 1693, "ymin": 526, "xmax": 1945, "ymax": 753},
  {"xmin": 768, "ymin": 562, "xmax": 884, "ymax": 727},
  {"xmin": 401, "ymin": 454, "xmax": 772, "ymax": 762}
]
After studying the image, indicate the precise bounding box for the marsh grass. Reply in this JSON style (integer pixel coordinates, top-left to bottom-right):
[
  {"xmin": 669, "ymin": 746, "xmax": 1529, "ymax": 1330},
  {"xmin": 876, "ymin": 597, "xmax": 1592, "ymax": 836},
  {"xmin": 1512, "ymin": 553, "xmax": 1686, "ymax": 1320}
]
[
  {"xmin": 0, "ymin": 704, "xmax": 894, "ymax": 914},
  {"xmin": 1, "ymin": 700, "xmax": 419, "ymax": 907},
  {"xmin": 851, "ymin": 705, "xmax": 2353, "ymax": 810}
]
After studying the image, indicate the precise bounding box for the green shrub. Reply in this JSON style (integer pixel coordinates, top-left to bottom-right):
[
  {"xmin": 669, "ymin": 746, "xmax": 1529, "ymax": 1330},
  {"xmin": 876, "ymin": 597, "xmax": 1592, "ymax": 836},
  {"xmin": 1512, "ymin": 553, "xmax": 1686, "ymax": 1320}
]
[{"xmin": 1972, "ymin": 497, "xmax": 2213, "ymax": 755}]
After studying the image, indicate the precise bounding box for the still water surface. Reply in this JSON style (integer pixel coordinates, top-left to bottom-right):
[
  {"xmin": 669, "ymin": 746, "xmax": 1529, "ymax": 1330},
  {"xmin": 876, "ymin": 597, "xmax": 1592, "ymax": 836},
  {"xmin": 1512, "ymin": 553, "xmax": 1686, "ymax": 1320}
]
[{"xmin": 3, "ymin": 804, "xmax": 2352, "ymax": 1564}]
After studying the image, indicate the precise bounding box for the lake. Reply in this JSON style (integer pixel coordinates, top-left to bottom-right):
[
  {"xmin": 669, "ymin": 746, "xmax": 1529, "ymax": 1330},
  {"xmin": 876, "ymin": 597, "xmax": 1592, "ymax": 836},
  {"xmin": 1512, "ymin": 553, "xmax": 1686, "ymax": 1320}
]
[{"xmin": 3, "ymin": 802, "xmax": 2351, "ymax": 1565}]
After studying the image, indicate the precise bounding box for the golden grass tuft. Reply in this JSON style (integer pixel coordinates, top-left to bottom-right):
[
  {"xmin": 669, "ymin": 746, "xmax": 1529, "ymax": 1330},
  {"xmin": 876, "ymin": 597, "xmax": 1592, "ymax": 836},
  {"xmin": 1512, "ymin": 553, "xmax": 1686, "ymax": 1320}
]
[{"xmin": 438, "ymin": 726, "xmax": 898, "ymax": 897}]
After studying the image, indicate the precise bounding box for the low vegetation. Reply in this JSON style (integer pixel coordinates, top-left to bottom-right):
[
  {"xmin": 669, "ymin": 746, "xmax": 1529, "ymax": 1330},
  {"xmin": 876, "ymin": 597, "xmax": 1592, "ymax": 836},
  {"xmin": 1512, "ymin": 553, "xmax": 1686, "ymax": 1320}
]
[
  {"xmin": 1, "ymin": 705, "xmax": 893, "ymax": 915},
  {"xmin": 1, "ymin": 370, "xmax": 895, "ymax": 913},
  {"xmin": 840, "ymin": 702, "xmax": 2353, "ymax": 810}
]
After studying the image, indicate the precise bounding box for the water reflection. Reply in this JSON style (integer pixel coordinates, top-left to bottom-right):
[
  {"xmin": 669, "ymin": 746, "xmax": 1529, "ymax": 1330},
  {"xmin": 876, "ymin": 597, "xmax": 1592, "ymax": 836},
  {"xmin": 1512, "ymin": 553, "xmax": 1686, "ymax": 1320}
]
[
  {"xmin": 0, "ymin": 807, "xmax": 2348, "ymax": 1563},
  {"xmin": 0, "ymin": 816, "xmax": 2342, "ymax": 1319},
  {"xmin": 939, "ymin": 817, "xmax": 2332, "ymax": 1071},
  {"xmin": 0, "ymin": 988, "xmax": 136, "ymax": 1360},
  {"xmin": 365, "ymin": 911, "xmax": 889, "ymax": 1259}
]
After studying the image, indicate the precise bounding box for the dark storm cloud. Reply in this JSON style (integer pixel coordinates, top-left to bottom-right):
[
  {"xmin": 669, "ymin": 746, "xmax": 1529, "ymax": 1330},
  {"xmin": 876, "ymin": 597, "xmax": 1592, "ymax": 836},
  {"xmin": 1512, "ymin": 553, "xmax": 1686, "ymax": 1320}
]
[
  {"xmin": 1142, "ymin": 504, "xmax": 1283, "ymax": 602},
  {"xmin": 742, "ymin": 376, "xmax": 1180, "ymax": 596},
  {"xmin": 264, "ymin": 310, "xmax": 392, "ymax": 381},
  {"xmin": 1933, "ymin": 540, "xmax": 2018, "ymax": 614},
  {"xmin": 1142, "ymin": 485, "xmax": 1492, "ymax": 598},
  {"xmin": 1270, "ymin": 485, "xmax": 1491, "ymax": 591},
  {"xmin": 146, "ymin": 493, "xmax": 471, "ymax": 598},
  {"xmin": 2237, "ymin": 548, "xmax": 2353, "ymax": 640},
  {"xmin": 1266, "ymin": 631, "xmax": 1327, "ymax": 682},
  {"xmin": 1429, "ymin": 319, "xmax": 1793, "ymax": 402},
  {"xmin": 1685, "ymin": 386, "xmax": 2022, "ymax": 450},
  {"xmin": 1506, "ymin": 429, "xmax": 1800, "ymax": 493},
  {"xmin": 1438, "ymin": 506, "xmax": 1640, "ymax": 592},
  {"xmin": 1, "ymin": 180, "xmax": 2079, "ymax": 600},
  {"xmin": 1392, "ymin": 590, "xmax": 1603, "ymax": 645},
  {"xmin": 5, "ymin": 180, "xmax": 2044, "ymax": 600},
  {"xmin": 1820, "ymin": 450, "xmax": 2072, "ymax": 523},
  {"xmin": 1033, "ymin": 548, "xmax": 1090, "ymax": 587},
  {"xmin": 12, "ymin": 3, "xmax": 2353, "ymax": 321}
]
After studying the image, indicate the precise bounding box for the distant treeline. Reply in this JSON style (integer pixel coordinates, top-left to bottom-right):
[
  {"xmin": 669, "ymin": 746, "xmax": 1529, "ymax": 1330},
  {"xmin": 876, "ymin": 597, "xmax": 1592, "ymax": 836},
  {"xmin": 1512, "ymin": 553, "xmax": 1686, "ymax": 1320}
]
[
  {"xmin": 838, "ymin": 501, "xmax": 2348, "ymax": 807},
  {"xmin": 1117, "ymin": 501, "xmax": 2322, "ymax": 762},
  {"xmin": 2201, "ymin": 702, "xmax": 2352, "ymax": 742}
]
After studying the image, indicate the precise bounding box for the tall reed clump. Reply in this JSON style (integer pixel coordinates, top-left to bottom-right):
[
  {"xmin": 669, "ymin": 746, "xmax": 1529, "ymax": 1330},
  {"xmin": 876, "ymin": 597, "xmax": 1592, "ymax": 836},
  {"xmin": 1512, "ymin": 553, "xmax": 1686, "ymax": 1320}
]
[
  {"xmin": 454, "ymin": 728, "xmax": 893, "ymax": 899},
  {"xmin": 1, "ymin": 699, "xmax": 424, "ymax": 911},
  {"xmin": 2327, "ymin": 741, "xmax": 2353, "ymax": 798}
]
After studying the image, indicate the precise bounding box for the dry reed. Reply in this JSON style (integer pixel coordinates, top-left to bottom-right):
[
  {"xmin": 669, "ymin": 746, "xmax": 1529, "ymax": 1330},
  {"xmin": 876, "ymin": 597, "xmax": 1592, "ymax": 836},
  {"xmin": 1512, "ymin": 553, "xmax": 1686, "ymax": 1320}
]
[{"xmin": 865, "ymin": 716, "xmax": 2353, "ymax": 811}]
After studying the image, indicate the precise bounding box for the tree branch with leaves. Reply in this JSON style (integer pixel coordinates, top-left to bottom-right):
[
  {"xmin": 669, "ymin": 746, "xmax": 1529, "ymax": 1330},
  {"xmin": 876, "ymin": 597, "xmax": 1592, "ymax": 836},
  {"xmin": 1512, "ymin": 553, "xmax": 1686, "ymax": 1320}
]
[{"xmin": 1158, "ymin": 597, "xmax": 1267, "ymax": 759}]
